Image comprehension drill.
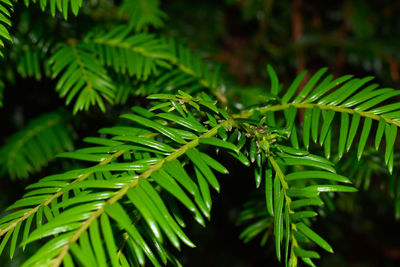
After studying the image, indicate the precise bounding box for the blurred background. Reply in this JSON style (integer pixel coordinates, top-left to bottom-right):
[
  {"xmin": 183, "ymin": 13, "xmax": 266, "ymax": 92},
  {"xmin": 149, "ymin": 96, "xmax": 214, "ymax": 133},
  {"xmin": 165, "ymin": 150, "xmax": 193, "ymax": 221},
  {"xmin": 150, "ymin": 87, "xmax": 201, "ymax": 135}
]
[{"xmin": 1, "ymin": 0, "xmax": 400, "ymax": 266}]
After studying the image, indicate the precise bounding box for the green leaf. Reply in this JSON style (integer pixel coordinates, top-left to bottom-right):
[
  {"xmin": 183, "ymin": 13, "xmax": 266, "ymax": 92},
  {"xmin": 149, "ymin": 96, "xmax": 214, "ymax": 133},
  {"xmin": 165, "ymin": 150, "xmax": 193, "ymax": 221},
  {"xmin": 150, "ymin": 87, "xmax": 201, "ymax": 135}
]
[
  {"xmin": 254, "ymin": 166, "xmax": 262, "ymax": 188},
  {"xmin": 113, "ymin": 136, "xmax": 175, "ymax": 153},
  {"xmin": 226, "ymin": 151, "xmax": 250, "ymax": 166},
  {"xmin": 273, "ymin": 175, "xmax": 281, "ymax": 215},
  {"xmin": 296, "ymin": 222, "xmax": 333, "ymax": 253},
  {"xmin": 384, "ymin": 124, "xmax": 397, "ymax": 165},
  {"xmin": 294, "ymin": 67, "xmax": 328, "ymax": 103},
  {"xmin": 100, "ymin": 213, "xmax": 120, "ymax": 267},
  {"xmin": 194, "ymin": 166, "xmax": 212, "ymax": 216},
  {"xmin": 151, "ymin": 170, "xmax": 204, "ymax": 226},
  {"xmin": 9, "ymin": 222, "xmax": 21, "ymax": 259},
  {"xmin": 311, "ymin": 106, "xmax": 320, "ymax": 143},
  {"xmin": 290, "ymin": 211, "xmax": 318, "ymax": 221},
  {"xmin": 265, "ymin": 168, "xmax": 274, "ymax": 216},
  {"xmin": 0, "ymin": 111, "xmax": 74, "ymax": 179},
  {"xmin": 164, "ymin": 160, "xmax": 198, "ymax": 195},
  {"xmin": 56, "ymin": 152, "xmax": 107, "ymax": 162},
  {"xmin": 135, "ymin": 185, "xmax": 180, "ymax": 249},
  {"xmin": 375, "ymin": 118, "xmax": 386, "ymax": 151},
  {"xmin": 294, "ymin": 247, "xmax": 320, "ymax": 259},
  {"xmin": 186, "ymin": 148, "xmax": 220, "ymax": 192},
  {"xmin": 357, "ymin": 118, "xmax": 372, "ymax": 160},
  {"xmin": 282, "ymin": 70, "xmax": 307, "ymax": 104},
  {"xmin": 199, "ymin": 137, "xmax": 239, "ymax": 153},
  {"xmin": 127, "ymin": 187, "xmax": 163, "ymax": 243},
  {"xmin": 319, "ymin": 110, "xmax": 335, "ymax": 145},
  {"xmin": 284, "ymin": 106, "xmax": 297, "ymax": 129},
  {"xmin": 121, "ymin": 114, "xmax": 186, "ymax": 144},
  {"xmin": 118, "ymin": 0, "xmax": 166, "ymax": 31},
  {"xmin": 302, "ymin": 109, "xmax": 312, "ymax": 150},
  {"xmin": 305, "ymin": 74, "xmax": 334, "ymax": 103},
  {"xmin": 267, "ymin": 65, "xmax": 279, "ymax": 96},
  {"xmin": 140, "ymin": 179, "xmax": 195, "ymax": 248},
  {"xmin": 286, "ymin": 188, "xmax": 320, "ymax": 198},
  {"xmin": 285, "ymin": 171, "xmax": 351, "ymax": 183},
  {"xmin": 324, "ymin": 127, "xmax": 331, "ymax": 159},
  {"xmin": 0, "ymin": 228, "xmax": 13, "ymax": 255},
  {"xmin": 274, "ymin": 190, "xmax": 284, "ymax": 262},
  {"xmin": 279, "ymin": 157, "xmax": 336, "ymax": 173},
  {"xmin": 51, "ymin": 44, "xmax": 115, "ymax": 113},
  {"xmin": 249, "ymin": 140, "xmax": 257, "ymax": 163},
  {"xmin": 290, "ymin": 198, "xmax": 324, "ymax": 209},
  {"xmin": 157, "ymin": 113, "xmax": 207, "ymax": 133},
  {"xmin": 338, "ymin": 112, "xmax": 349, "ymax": 159},
  {"xmin": 22, "ymin": 214, "xmax": 34, "ymax": 250},
  {"xmin": 89, "ymin": 220, "xmax": 108, "ymax": 267},
  {"xmin": 279, "ymin": 146, "xmax": 309, "ymax": 156},
  {"xmin": 199, "ymin": 152, "xmax": 229, "ymax": 174},
  {"xmin": 346, "ymin": 113, "xmax": 360, "ymax": 152},
  {"xmin": 304, "ymin": 184, "xmax": 357, "ymax": 193},
  {"xmin": 284, "ymin": 204, "xmax": 290, "ymax": 266}
]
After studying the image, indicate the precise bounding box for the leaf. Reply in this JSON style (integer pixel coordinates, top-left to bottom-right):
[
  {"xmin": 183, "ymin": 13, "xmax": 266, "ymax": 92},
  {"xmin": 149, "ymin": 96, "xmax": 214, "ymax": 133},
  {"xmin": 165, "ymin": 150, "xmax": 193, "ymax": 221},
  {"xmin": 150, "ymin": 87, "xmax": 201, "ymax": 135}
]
[
  {"xmin": 290, "ymin": 211, "xmax": 318, "ymax": 221},
  {"xmin": 199, "ymin": 152, "xmax": 229, "ymax": 174},
  {"xmin": 279, "ymin": 146, "xmax": 309, "ymax": 156},
  {"xmin": 274, "ymin": 190, "xmax": 284, "ymax": 262},
  {"xmin": 294, "ymin": 67, "xmax": 327, "ymax": 103},
  {"xmin": 151, "ymin": 170, "xmax": 204, "ymax": 225},
  {"xmin": 113, "ymin": 135, "xmax": 175, "ymax": 153},
  {"xmin": 194, "ymin": 166, "xmax": 212, "ymax": 216},
  {"xmin": 346, "ymin": 113, "xmax": 360, "ymax": 152},
  {"xmin": 56, "ymin": 152, "xmax": 107, "ymax": 162},
  {"xmin": 319, "ymin": 110, "xmax": 335, "ymax": 145},
  {"xmin": 140, "ymin": 179, "xmax": 195, "ymax": 248},
  {"xmin": 100, "ymin": 213, "xmax": 120, "ymax": 267},
  {"xmin": 0, "ymin": 228, "xmax": 13, "ymax": 255},
  {"xmin": 375, "ymin": 118, "xmax": 386, "ymax": 151},
  {"xmin": 282, "ymin": 70, "xmax": 307, "ymax": 104},
  {"xmin": 127, "ymin": 187, "xmax": 163, "ymax": 242},
  {"xmin": 279, "ymin": 157, "xmax": 336, "ymax": 173},
  {"xmin": 121, "ymin": 113, "xmax": 186, "ymax": 144},
  {"xmin": 199, "ymin": 137, "xmax": 239, "ymax": 153},
  {"xmin": 267, "ymin": 65, "xmax": 280, "ymax": 96},
  {"xmin": 284, "ymin": 106, "xmax": 297, "ymax": 129},
  {"xmin": 186, "ymin": 148, "xmax": 220, "ymax": 192},
  {"xmin": 296, "ymin": 222, "xmax": 333, "ymax": 253},
  {"xmin": 226, "ymin": 151, "xmax": 250, "ymax": 166},
  {"xmin": 285, "ymin": 171, "xmax": 351, "ymax": 183},
  {"xmin": 0, "ymin": 0, "xmax": 12, "ymax": 53},
  {"xmin": 294, "ymin": 247, "xmax": 320, "ymax": 259},
  {"xmin": 265, "ymin": 168, "xmax": 274, "ymax": 216},
  {"xmin": 157, "ymin": 113, "xmax": 207, "ymax": 132},
  {"xmin": 304, "ymin": 184, "xmax": 357, "ymax": 193},
  {"xmin": 249, "ymin": 140, "xmax": 257, "ymax": 163},
  {"xmin": 286, "ymin": 188, "xmax": 320, "ymax": 198},
  {"xmin": 338, "ymin": 112, "xmax": 349, "ymax": 159},
  {"xmin": 164, "ymin": 160, "xmax": 198, "ymax": 195},
  {"xmin": 311, "ymin": 106, "xmax": 320, "ymax": 144},
  {"xmin": 118, "ymin": 0, "xmax": 167, "ymax": 31},
  {"xmin": 302, "ymin": 109, "xmax": 312, "ymax": 150},
  {"xmin": 135, "ymin": 185, "xmax": 180, "ymax": 249},
  {"xmin": 357, "ymin": 118, "xmax": 372, "ymax": 160},
  {"xmin": 51, "ymin": 43, "xmax": 115, "ymax": 113},
  {"xmin": 284, "ymin": 204, "xmax": 290, "ymax": 266},
  {"xmin": 384, "ymin": 124, "xmax": 397, "ymax": 165},
  {"xmin": 89, "ymin": 220, "xmax": 108, "ymax": 267},
  {"xmin": 0, "ymin": 111, "xmax": 74, "ymax": 179},
  {"xmin": 290, "ymin": 198, "xmax": 324, "ymax": 210}
]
